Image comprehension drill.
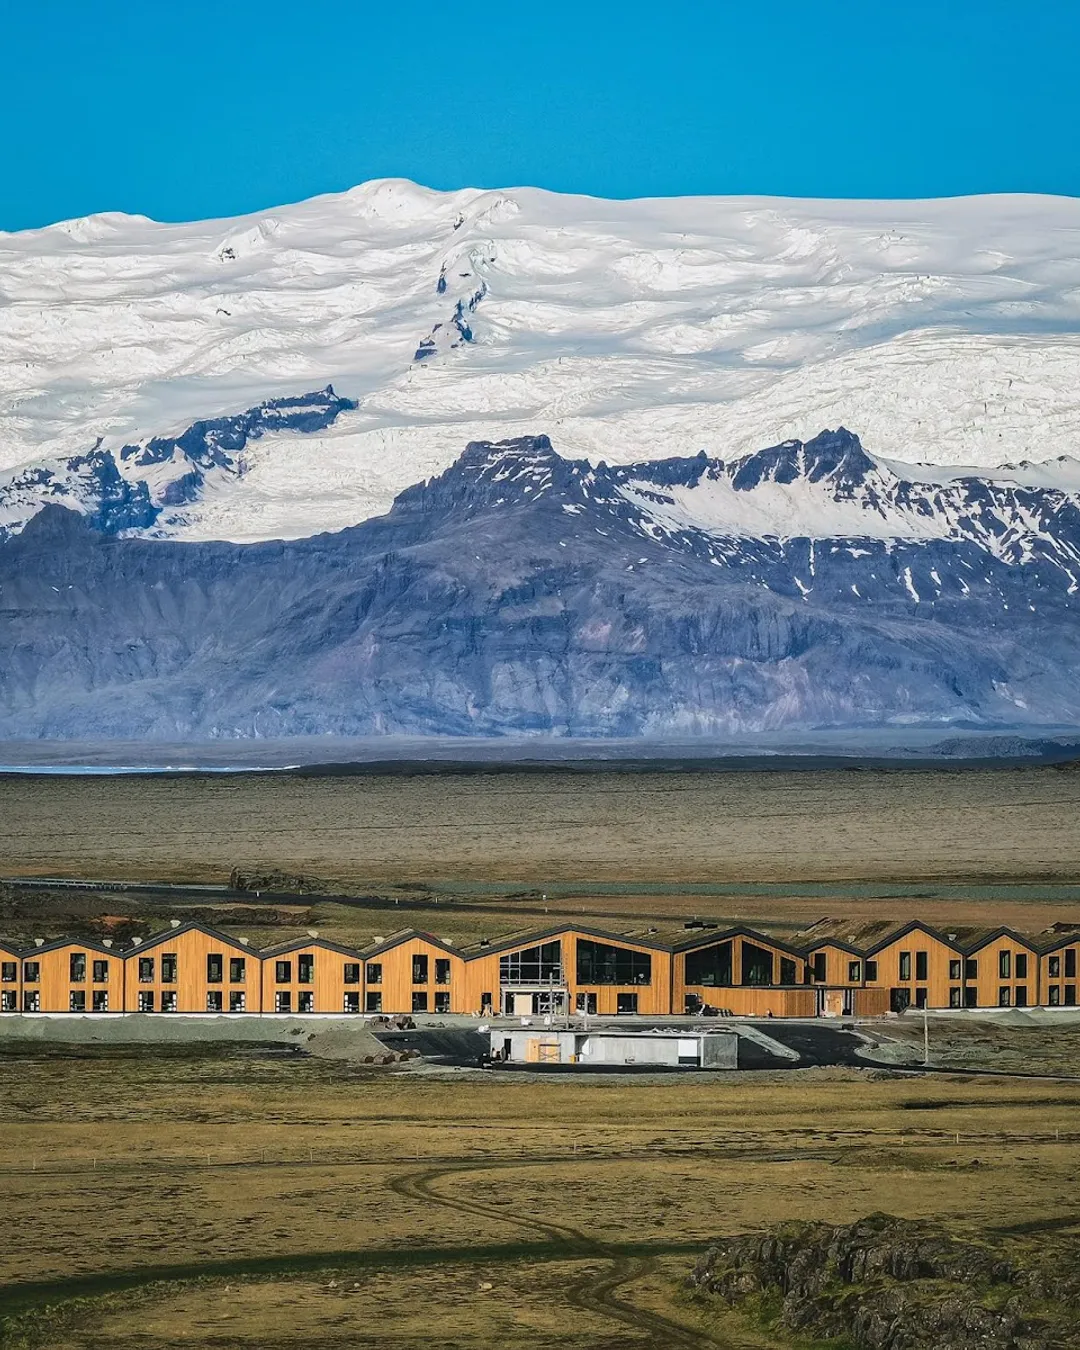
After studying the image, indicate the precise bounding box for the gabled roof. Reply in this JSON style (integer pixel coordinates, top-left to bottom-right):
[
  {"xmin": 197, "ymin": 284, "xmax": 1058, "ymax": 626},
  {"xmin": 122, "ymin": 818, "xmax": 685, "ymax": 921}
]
[
  {"xmin": 126, "ymin": 920, "xmax": 257, "ymax": 956},
  {"xmin": 363, "ymin": 928, "xmax": 465, "ymax": 959},
  {"xmin": 956, "ymin": 925, "xmax": 1042, "ymax": 957},
  {"xmin": 1036, "ymin": 929, "xmax": 1080, "ymax": 955},
  {"xmin": 863, "ymin": 919, "xmax": 963, "ymax": 957},
  {"xmin": 260, "ymin": 935, "xmax": 365, "ymax": 960},
  {"xmin": 673, "ymin": 924, "xmax": 804, "ymax": 959},
  {"xmin": 800, "ymin": 934, "xmax": 866, "ymax": 958},
  {"xmin": 18, "ymin": 934, "xmax": 125, "ymax": 959},
  {"xmin": 460, "ymin": 923, "xmax": 671, "ymax": 960}
]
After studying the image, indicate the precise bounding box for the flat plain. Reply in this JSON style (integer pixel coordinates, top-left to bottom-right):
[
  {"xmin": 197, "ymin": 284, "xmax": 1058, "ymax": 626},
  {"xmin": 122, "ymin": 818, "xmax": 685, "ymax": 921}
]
[
  {"xmin": 1, "ymin": 764, "xmax": 1079, "ymax": 887},
  {"xmin": 2, "ymin": 1045, "xmax": 1080, "ymax": 1349}
]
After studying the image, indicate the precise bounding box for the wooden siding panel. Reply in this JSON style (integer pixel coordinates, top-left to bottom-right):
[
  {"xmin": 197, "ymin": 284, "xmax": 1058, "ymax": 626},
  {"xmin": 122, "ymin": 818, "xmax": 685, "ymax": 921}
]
[{"xmin": 123, "ymin": 929, "xmax": 261, "ymax": 1013}]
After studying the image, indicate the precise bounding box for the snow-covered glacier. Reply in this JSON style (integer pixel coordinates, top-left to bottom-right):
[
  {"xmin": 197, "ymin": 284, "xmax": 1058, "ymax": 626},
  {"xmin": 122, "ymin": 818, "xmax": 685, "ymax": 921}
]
[
  {"xmin": 3, "ymin": 179, "xmax": 1080, "ymax": 544},
  {"xmin": 2, "ymin": 180, "xmax": 1080, "ymax": 739}
]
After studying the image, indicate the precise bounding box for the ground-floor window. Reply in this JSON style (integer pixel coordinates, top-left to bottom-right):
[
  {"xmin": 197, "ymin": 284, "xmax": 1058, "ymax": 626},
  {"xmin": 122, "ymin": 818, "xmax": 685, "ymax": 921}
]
[
  {"xmin": 949, "ymin": 987, "xmax": 962, "ymax": 1008},
  {"xmin": 964, "ymin": 988, "xmax": 978, "ymax": 1008},
  {"xmin": 207, "ymin": 991, "xmax": 223, "ymax": 1012},
  {"xmin": 23, "ymin": 991, "xmax": 40, "ymax": 1012},
  {"xmin": 616, "ymin": 993, "xmax": 638, "ymax": 1014},
  {"xmin": 161, "ymin": 991, "xmax": 177, "ymax": 1012},
  {"xmin": 275, "ymin": 991, "xmax": 291, "ymax": 1013},
  {"xmin": 298, "ymin": 991, "xmax": 314, "ymax": 1013},
  {"xmin": 92, "ymin": 991, "xmax": 109, "ymax": 1012},
  {"xmin": 1015, "ymin": 986, "xmax": 1028, "ymax": 1007},
  {"xmin": 1067, "ymin": 985, "xmax": 1078, "ymax": 1006},
  {"xmin": 229, "ymin": 992, "xmax": 246, "ymax": 1012},
  {"xmin": 412, "ymin": 992, "xmax": 428, "ymax": 1013},
  {"xmin": 366, "ymin": 992, "xmax": 382, "ymax": 1013},
  {"xmin": 480, "ymin": 993, "xmax": 493, "ymax": 1014},
  {"xmin": 69, "ymin": 991, "xmax": 86, "ymax": 1012},
  {"xmin": 915, "ymin": 988, "xmax": 928, "ymax": 1008},
  {"xmin": 1049, "ymin": 985, "xmax": 1061, "ymax": 1006},
  {"xmin": 576, "ymin": 992, "xmax": 598, "ymax": 1014},
  {"xmin": 0, "ymin": 992, "xmax": 15, "ymax": 1012},
  {"xmin": 343, "ymin": 992, "xmax": 359, "ymax": 1013},
  {"xmin": 434, "ymin": 991, "xmax": 450, "ymax": 1013},
  {"xmin": 998, "ymin": 986, "xmax": 1011, "ymax": 1007},
  {"xmin": 138, "ymin": 991, "xmax": 154, "ymax": 1013}
]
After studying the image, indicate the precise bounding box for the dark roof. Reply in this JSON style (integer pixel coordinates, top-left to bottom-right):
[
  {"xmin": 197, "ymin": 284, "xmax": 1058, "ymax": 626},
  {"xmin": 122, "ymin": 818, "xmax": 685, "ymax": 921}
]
[
  {"xmin": 673, "ymin": 924, "xmax": 804, "ymax": 959},
  {"xmin": 127, "ymin": 920, "xmax": 257, "ymax": 956},
  {"xmin": 260, "ymin": 935, "xmax": 365, "ymax": 960},
  {"xmin": 363, "ymin": 928, "xmax": 464, "ymax": 959},
  {"xmin": 863, "ymin": 919, "xmax": 964, "ymax": 957},
  {"xmin": 17, "ymin": 935, "xmax": 125, "ymax": 959}
]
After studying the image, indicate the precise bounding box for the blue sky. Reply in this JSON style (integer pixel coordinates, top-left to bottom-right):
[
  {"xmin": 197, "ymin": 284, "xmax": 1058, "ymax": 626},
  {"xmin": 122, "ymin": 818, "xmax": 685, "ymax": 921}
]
[{"xmin": 3, "ymin": 0, "xmax": 1078, "ymax": 230}]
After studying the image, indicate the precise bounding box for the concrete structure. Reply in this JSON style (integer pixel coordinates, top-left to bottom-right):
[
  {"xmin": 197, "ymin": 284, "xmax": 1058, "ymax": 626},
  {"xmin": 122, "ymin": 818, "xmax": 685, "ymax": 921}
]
[
  {"xmin": 492, "ymin": 1026, "xmax": 739, "ymax": 1069},
  {"xmin": 0, "ymin": 917, "xmax": 1077, "ymax": 1019}
]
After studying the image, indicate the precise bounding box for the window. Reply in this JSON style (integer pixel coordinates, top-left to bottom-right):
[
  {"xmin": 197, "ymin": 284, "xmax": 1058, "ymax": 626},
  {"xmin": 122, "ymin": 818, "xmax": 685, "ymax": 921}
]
[
  {"xmin": 343, "ymin": 992, "xmax": 360, "ymax": 1013},
  {"xmin": 275, "ymin": 991, "xmax": 292, "ymax": 1013},
  {"xmin": 70, "ymin": 990, "xmax": 86, "ymax": 1012},
  {"xmin": 344, "ymin": 963, "xmax": 360, "ymax": 985},
  {"xmin": 848, "ymin": 961, "xmax": 862, "ymax": 983},
  {"xmin": 298, "ymin": 955, "xmax": 314, "ymax": 984},
  {"xmin": 1015, "ymin": 953, "xmax": 1028, "ymax": 980},
  {"xmin": 949, "ymin": 986, "xmax": 962, "ymax": 1008},
  {"xmin": 949, "ymin": 959, "xmax": 961, "ymax": 980},
  {"xmin": 684, "ymin": 942, "xmax": 732, "ymax": 988},
  {"xmin": 161, "ymin": 953, "xmax": 177, "ymax": 982},
  {"xmin": 229, "ymin": 957, "xmax": 246, "ymax": 983},
  {"xmin": 366, "ymin": 962, "xmax": 382, "ymax": 985},
  {"xmin": 915, "ymin": 951, "xmax": 928, "ymax": 982},
  {"xmin": 741, "ymin": 942, "xmax": 774, "ymax": 987},
  {"xmin": 207, "ymin": 954, "xmax": 223, "ymax": 984},
  {"xmin": 138, "ymin": 991, "xmax": 154, "ymax": 1012},
  {"xmin": 298, "ymin": 991, "xmax": 314, "ymax": 1013},
  {"xmin": 275, "ymin": 960, "xmax": 292, "ymax": 984},
  {"xmin": 865, "ymin": 960, "xmax": 878, "ymax": 981},
  {"xmin": 577, "ymin": 940, "xmax": 652, "ymax": 987},
  {"xmin": 22, "ymin": 961, "xmax": 39, "ymax": 984},
  {"xmin": 480, "ymin": 992, "xmax": 493, "ymax": 1013},
  {"xmin": 1067, "ymin": 949, "xmax": 1078, "ymax": 979},
  {"xmin": 1, "ymin": 992, "xmax": 15, "ymax": 1012},
  {"xmin": 434, "ymin": 991, "xmax": 451, "ymax": 1013},
  {"xmin": 576, "ymin": 992, "xmax": 597, "ymax": 1014},
  {"xmin": 964, "ymin": 987, "xmax": 977, "ymax": 1008},
  {"xmin": 412, "ymin": 991, "xmax": 428, "ymax": 1012},
  {"xmin": 898, "ymin": 951, "xmax": 911, "ymax": 981},
  {"xmin": 812, "ymin": 953, "xmax": 827, "ymax": 983},
  {"xmin": 229, "ymin": 991, "xmax": 246, "ymax": 1012},
  {"xmin": 92, "ymin": 991, "xmax": 108, "ymax": 1012},
  {"xmin": 69, "ymin": 952, "xmax": 86, "ymax": 982},
  {"xmin": 366, "ymin": 991, "xmax": 383, "ymax": 1013},
  {"xmin": 1015, "ymin": 986, "xmax": 1028, "ymax": 1008},
  {"xmin": 1049, "ymin": 955, "xmax": 1061, "ymax": 978},
  {"xmin": 412, "ymin": 955, "xmax": 429, "ymax": 985},
  {"xmin": 1, "ymin": 962, "xmax": 16, "ymax": 982},
  {"xmin": 998, "ymin": 986, "xmax": 1011, "ymax": 1007},
  {"xmin": 999, "ymin": 951, "xmax": 1011, "ymax": 979},
  {"xmin": 161, "ymin": 991, "xmax": 177, "ymax": 1012},
  {"xmin": 500, "ymin": 942, "xmax": 563, "ymax": 985},
  {"xmin": 780, "ymin": 957, "xmax": 797, "ymax": 985},
  {"xmin": 616, "ymin": 993, "xmax": 639, "ymax": 1014},
  {"xmin": 92, "ymin": 960, "xmax": 109, "ymax": 983},
  {"xmin": 915, "ymin": 988, "xmax": 928, "ymax": 1008},
  {"xmin": 23, "ymin": 990, "xmax": 40, "ymax": 1012},
  {"xmin": 1049, "ymin": 985, "xmax": 1061, "ymax": 1006},
  {"xmin": 138, "ymin": 957, "xmax": 154, "ymax": 983},
  {"xmin": 1067, "ymin": 985, "xmax": 1078, "ymax": 1006},
  {"xmin": 965, "ymin": 959, "xmax": 978, "ymax": 980},
  {"xmin": 435, "ymin": 958, "xmax": 451, "ymax": 985},
  {"xmin": 207, "ymin": 990, "xmax": 223, "ymax": 1012}
]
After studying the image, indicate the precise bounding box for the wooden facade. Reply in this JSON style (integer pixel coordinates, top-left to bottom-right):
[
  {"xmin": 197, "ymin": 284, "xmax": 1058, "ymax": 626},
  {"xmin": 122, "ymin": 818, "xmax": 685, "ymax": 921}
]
[
  {"xmin": 1, "ymin": 918, "xmax": 1078, "ymax": 1018},
  {"xmin": 121, "ymin": 923, "xmax": 261, "ymax": 1014}
]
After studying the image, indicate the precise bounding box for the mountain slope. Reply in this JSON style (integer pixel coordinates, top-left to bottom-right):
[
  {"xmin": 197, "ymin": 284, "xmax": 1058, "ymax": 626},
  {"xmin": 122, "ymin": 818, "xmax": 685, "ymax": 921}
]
[
  {"xmin": 2, "ymin": 431, "xmax": 1077, "ymax": 740},
  {"xmin": 2, "ymin": 181, "xmax": 1080, "ymax": 545}
]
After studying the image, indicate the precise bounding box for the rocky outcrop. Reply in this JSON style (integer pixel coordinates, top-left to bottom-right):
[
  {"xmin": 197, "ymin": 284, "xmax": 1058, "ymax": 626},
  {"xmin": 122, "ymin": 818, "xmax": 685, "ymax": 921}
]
[{"xmin": 690, "ymin": 1215, "xmax": 1079, "ymax": 1349}]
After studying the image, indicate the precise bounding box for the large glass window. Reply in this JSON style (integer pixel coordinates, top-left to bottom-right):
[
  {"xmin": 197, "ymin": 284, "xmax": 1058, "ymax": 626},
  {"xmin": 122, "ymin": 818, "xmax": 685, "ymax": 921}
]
[
  {"xmin": 684, "ymin": 942, "xmax": 732, "ymax": 988},
  {"xmin": 207, "ymin": 954, "xmax": 223, "ymax": 984},
  {"xmin": 161, "ymin": 954, "xmax": 177, "ymax": 982},
  {"xmin": 230, "ymin": 957, "xmax": 246, "ymax": 983},
  {"xmin": 366, "ymin": 962, "xmax": 382, "ymax": 985},
  {"xmin": 500, "ymin": 941, "xmax": 563, "ymax": 985},
  {"xmin": 576, "ymin": 940, "xmax": 651, "ymax": 986},
  {"xmin": 741, "ymin": 942, "xmax": 774, "ymax": 987},
  {"xmin": 69, "ymin": 953, "xmax": 86, "ymax": 982},
  {"xmin": 298, "ymin": 955, "xmax": 314, "ymax": 984},
  {"xmin": 138, "ymin": 957, "xmax": 154, "ymax": 983},
  {"xmin": 92, "ymin": 960, "xmax": 109, "ymax": 983},
  {"xmin": 412, "ymin": 955, "xmax": 429, "ymax": 984},
  {"xmin": 22, "ymin": 961, "xmax": 39, "ymax": 984}
]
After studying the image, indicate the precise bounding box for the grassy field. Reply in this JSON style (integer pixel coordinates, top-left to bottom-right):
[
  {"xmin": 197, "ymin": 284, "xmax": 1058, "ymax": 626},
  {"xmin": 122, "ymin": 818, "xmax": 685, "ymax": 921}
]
[
  {"xmin": 2, "ymin": 764, "xmax": 1079, "ymax": 887},
  {"xmin": 2, "ymin": 1044, "xmax": 1079, "ymax": 1348}
]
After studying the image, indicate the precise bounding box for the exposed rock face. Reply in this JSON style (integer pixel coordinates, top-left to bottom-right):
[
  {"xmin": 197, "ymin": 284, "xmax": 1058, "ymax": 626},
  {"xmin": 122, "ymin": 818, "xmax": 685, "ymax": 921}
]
[
  {"xmin": 691, "ymin": 1214, "xmax": 1079, "ymax": 1350},
  {"xmin": 2, "ymin": 430, "xmax": 1080, "ymax": 739}
]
